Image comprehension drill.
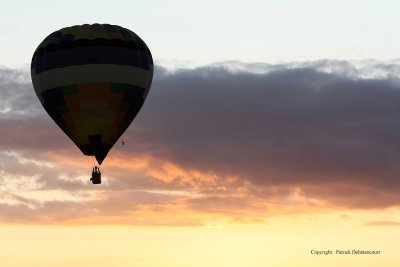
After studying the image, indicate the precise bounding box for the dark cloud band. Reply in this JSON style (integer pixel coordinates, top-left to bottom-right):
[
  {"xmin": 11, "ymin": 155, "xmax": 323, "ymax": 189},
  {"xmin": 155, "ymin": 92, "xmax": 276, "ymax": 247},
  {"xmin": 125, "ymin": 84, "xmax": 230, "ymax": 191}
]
[{"xmin": 1, "ymin": 60, "xmax": 400, "ymax": 213}]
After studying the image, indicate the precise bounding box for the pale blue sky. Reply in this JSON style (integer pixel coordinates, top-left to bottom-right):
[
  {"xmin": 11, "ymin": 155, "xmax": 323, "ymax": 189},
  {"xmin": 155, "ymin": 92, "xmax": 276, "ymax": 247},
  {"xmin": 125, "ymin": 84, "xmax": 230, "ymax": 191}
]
[{"xmin": 1, "ymin": 0, "xmax": 399, "ymax": 68}]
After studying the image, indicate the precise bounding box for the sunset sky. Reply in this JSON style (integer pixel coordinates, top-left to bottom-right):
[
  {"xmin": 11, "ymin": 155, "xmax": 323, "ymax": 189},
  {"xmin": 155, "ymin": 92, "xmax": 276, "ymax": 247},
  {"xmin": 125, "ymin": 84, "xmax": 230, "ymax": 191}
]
[{"xmin": 1, "ymin": 0, "xmax": 400, "ymax": 266}]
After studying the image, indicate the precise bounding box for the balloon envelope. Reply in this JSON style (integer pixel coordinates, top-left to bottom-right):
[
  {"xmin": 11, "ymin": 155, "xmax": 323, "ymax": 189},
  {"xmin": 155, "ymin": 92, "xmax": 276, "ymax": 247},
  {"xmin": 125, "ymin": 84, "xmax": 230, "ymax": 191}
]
[{"xmin": 31, "ymin": 24, "xmax": 153, "ymax": 164}]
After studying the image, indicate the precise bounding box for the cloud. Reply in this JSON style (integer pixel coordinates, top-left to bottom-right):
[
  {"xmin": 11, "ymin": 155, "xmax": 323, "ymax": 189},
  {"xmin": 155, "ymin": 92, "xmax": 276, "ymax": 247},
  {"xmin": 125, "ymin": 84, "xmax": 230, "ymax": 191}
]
[
  {"xmin": 137, "ymin": 63, "xmax": 400, "ymax": 188},
  {"xmin": 1, "ymin": 60, "xmax": 400, "ymax": 224},
  {"xmin": 0, "ymin": 66, "xmax": 42, "ymax": 118}
]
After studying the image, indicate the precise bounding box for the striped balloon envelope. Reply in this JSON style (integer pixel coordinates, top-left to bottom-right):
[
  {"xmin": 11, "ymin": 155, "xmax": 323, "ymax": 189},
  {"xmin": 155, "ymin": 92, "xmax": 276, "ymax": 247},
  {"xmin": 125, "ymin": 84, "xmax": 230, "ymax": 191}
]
[{"xmin": 31, "ymin": 24, "xmax": 153, "ymax": 165}]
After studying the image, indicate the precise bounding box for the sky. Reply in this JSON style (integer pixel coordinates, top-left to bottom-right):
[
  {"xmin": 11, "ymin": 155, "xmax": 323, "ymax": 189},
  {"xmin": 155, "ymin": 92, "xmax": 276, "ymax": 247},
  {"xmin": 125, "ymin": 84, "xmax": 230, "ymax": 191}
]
[{"xmin": 1, "ymin": 0, "xmax": 400, "ymax": 266}]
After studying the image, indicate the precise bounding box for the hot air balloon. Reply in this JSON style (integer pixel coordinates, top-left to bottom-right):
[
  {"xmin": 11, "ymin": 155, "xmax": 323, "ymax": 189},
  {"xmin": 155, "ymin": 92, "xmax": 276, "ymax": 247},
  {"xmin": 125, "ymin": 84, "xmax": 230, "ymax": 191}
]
[{"xmin": 31, "ymin": 24, "xmax": 153, "ymax": 184}]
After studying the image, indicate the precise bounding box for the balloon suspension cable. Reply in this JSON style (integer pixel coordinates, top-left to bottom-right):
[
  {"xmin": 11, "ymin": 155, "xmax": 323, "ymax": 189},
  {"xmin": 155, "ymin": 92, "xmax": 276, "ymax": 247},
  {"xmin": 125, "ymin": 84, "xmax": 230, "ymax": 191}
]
[{"xmin": 91, "ymin": 156, "xmax": 97, "ymax": 168}]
